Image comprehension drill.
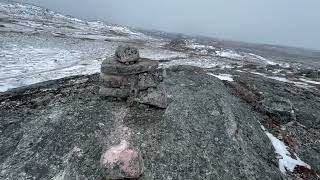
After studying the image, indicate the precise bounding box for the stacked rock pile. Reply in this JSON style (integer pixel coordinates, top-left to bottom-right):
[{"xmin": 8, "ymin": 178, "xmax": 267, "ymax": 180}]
[{"xmin": 100, "ymin": 45, "xmax": 168, "ymax": 108}]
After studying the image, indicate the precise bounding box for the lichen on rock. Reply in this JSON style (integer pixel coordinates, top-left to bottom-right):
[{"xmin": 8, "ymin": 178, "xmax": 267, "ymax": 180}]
[{"xmin": 100, "ymin": 140, "xmax": 144, "ymax": 179}]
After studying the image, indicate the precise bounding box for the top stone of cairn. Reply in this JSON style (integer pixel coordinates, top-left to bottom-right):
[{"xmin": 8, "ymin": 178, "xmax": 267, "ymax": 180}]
[{"xmin": 115, "ymin": 45, "xmax": 140, "ymax": 63}]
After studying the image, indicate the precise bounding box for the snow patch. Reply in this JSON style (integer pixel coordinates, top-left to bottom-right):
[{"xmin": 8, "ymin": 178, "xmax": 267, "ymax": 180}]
[
  {"xmin": 0, "ymin": 43, "xmax": 103, "ymax": 92},
  {"xmin": 299, "ymin": 78, "xmax": 320, "ymax": 85},
  {"xmin": 140, "ymin": 48, "xmax": 187, "ymax": 60},
  {"xmin": 216, "ymin": 50, "xmax": 243, "ymax": 60},
  {"xmin": 207, "ymin": 73, "xmax": 234, "ymax": 82},
  {"xmin": 249, "ymin": 72, "xmax": 312, "ymax": 88},
  {"xmin": 265, "ymin": 132, "xmax": 311, "ymax": 173},
  {"xmin": 187, "ymin": 43, "xmax": 215, "ymax": 50},
  {"xmin": 248, "ymin": 53, "xmax": 277, "ymax": 65},
  {"xmin": 161, "ymin": 58, "xmax": 221, "ymax": 69}
]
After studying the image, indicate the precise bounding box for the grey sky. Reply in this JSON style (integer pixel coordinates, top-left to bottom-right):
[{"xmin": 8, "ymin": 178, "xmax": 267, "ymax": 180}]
[{"xmin": 20, "ymin": 0, "xmax": 320, "ymax": 50}]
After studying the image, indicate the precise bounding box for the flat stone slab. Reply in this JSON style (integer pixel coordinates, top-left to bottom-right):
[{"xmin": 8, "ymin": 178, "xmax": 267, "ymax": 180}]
[
  {"xmin": 100, "ymin": 74, "xmax": 132, "ymax": 88},
  {"xmin": 100, "ymin": 72, "xmax": 162, "ymax": 90},
  {"xmin": 101, "ymin": 58, "xmax": 159, "ymax": 75},
  {"xmin": 99, "ymin": 86, "xmax": 131, "ymax": 98}
]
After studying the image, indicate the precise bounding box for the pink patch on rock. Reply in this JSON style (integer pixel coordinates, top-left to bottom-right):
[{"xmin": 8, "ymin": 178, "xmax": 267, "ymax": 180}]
[{"xmin": 100, "ymin": 140, "xmax": 144, "ymax": 179}]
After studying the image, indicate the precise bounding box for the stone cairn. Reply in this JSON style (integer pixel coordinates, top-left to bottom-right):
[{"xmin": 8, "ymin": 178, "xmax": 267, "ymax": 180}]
[
  {"xmin": 100, "ymin": 45, "xmax": 168, "ymax": 109},
  {"xmin": 99, "ymin": 45, "xmax": 168, "ymax": 179}
]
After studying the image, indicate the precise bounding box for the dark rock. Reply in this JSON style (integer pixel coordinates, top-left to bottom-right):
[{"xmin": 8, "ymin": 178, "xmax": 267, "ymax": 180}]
[
  {"xmin": 0, "ymin": 66, "xmax": 285, "ymax": 179},
  {"xmin": 243, "ymin": 64, "xmax": 258, "ymax": 70},
  {"xmin": 100, "ymin": 74, "xmax": 131, "ymax": 88},
  {"xmin": 134, "ymin": 86, "xmax": 168, "ymax": 109},
  {"xmin": 296, "ymin": 68, "xmax": 320, "ymax": 78},
  {"xmin": 266, "ymin": 64, "xmax": 282, "ymax": 71},
  {"xmin": 99, "ymin": 86, "xmax": 131, "ymax": 98},
  {"xmin": 137, "ymin": 70, "xmax": 164, "ymax": 91},
  {"xmin": 115, "ymin": 45, "xmax": 140, "ymax": 63},
  {"xmin": 100, "ymin": 71, "xmax": 163, "ymax": 90},
  {"xmin": 225, "ymin": 70, "xmax": 320, "ymax": 176},
  {"xmin": 101, "ymin": 58, "xmax": 159, "ymax": 75},
  {"xmin": 100, "ymin": 141, "xmax": 144, "ymax": 179},
  {"xmin": 260, "ymin": 96, "xmax": 296, "ymax": 124},
  {"xmin": 165, "ymin": 37, "xmax": 189, "ymax": 50},
  {"xmin": 305, "ymin": 70, "xmax": 320, "ymax": 79},
  {"xmin": 284, "ymin": 123, "xmax": 320, "ymax": 175}
]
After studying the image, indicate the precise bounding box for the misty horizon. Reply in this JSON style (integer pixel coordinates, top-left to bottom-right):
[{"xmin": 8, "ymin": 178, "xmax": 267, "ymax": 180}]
[{"xmin": 15, "ymin": 0, "xmax": 320, "ymax": 50}]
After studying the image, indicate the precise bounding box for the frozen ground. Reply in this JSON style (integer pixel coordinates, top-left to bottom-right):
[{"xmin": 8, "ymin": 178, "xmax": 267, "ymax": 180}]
[
  {"xmin": 0, "ymin": 1, "xmax": 188, "ymax": 91},
  {"xmin": 2, "ymin": 1, "xmax": 319, "ymax": 92}
]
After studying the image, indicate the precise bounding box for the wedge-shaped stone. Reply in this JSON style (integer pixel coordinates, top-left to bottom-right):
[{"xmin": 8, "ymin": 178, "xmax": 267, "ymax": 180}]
[
  {"xmin": 101, "ymin": 58, "xmax": 158, "ymax": 75},
  {"xmin": 134, "ymin": 87, "xmax": 168, "ymax": 109},
  {"xmin": 99, "ymin": 86, "xmax": 131, "ymax": 98}
]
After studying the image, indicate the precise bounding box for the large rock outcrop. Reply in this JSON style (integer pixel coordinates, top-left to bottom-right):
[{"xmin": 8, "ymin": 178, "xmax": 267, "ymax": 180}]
[{"xmin": 0, "ymin": 66, "xmax": 284, "ymax": 179}]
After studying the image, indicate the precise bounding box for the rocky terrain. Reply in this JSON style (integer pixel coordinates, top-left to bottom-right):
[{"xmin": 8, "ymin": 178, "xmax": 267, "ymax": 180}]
[{"xmin": 1, "ymin": 1, "xmax": 320, "ymax": 179}]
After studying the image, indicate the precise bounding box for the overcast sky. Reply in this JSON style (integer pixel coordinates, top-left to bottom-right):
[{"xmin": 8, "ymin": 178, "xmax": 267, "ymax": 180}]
[{"xmin": 19, "ymin": 0, "xmax": 320, "ymax": 50}]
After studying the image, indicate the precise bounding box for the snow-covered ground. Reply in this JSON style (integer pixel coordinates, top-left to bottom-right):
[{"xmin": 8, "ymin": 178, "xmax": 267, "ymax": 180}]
[
  {"xmin": 1, "ymin": 0, "xmax": 318, "ymax": 93},
  {"xmin": 0, "ymin": 33, "xmax": 187, "ymax": 91},
  {"xmin": 0, "ymin": 1, "xmax": 189, "ymax": 92}
]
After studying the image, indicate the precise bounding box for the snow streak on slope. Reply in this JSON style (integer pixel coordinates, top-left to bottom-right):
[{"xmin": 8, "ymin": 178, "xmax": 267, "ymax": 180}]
[
  {"xmin": 259, "ymin": 125, "xmax": 311, "ymax": 175},
  {"xmin": 207, "ymin": 73, "xmax": 234, "ymax": 82},
  {"xmin": 265, "ymin": 132, "xmax": 311, "ymax": 174}
]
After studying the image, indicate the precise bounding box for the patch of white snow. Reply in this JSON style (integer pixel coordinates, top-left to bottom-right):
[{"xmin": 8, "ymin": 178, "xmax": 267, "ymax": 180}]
[
  {"xmin": 299, "ymin": 78, "xmax": 320, "ymax": 85},
  {"xmin": 248, "ymin": 53, "xmax": 277, "ymax": 65},
  {"xmin": 207, "ymin": 73, "xmax": 234, "ymax": 82},
  {"xmin": 160, "ymin": 58, "xmax": 221, "ymax": 69},
  {"xmin": 265, "ymin": 132, "xmax": 311, "ymax": 173},
  {"xmin": 216, "ymin": 50, "xmax": 244, "ymax": 60}
]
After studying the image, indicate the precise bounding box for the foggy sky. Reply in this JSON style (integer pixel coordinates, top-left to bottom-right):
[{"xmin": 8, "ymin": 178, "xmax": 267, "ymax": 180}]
[{"xmin": 18, "ymin": 0, "xmax": 320, "ymax": 50}]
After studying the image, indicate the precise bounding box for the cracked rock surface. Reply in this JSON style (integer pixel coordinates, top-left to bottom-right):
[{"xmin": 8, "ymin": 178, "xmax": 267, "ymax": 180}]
[{"xmin": 0, "ymin": 66, "xmax": 285, "ymax": 179}]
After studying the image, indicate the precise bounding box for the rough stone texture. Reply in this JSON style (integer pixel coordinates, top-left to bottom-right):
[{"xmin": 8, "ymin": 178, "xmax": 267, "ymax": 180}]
[
  {"xmin": 0, "ymin": 67, "xmax": 285, "ymax": 179},
  {"xmin": 101, "ymin": 58, "xmax": 159, "ymax": 75},
  {"xmin": 100, "ymin": 74, "xmax": 131, "ymax": 88},
  {"xmin": 221, "ymin": 68, "xmax": 320, "ymax": 176},
  {"xmin": 283, "ymin": 123, "xmax": 320, "ymax": 176},
  {"xmin": 136, "ymin": 71, "xmax": 164, "ymax": 91},
  {"xmin": 134, "ymin": 86, "xmax": 169, "ymax": 109},
  {"xmin": 298, "ymin": 68, "xmax": 320, "ymax": 79},
  {"xmin": 165, "ymin": 37, "xmax": 189, "ymax": 51},
  {"xmin": 100, "ymin": 71, "xmax": 163, "ymax": 90},
  {"xmin": 260, "ymin": 96, "xmax": 296, "ymax": 124},
  {"xmin": 99, "ymin": 86, "xmax": 131, "ymax": 98},
  {"xmin": 100, "ymin": 140, "xmax": 144, "ymax": 179},
  {"xmin": 115, "ymin": 45, "xmax": 140, "ymax": 63}
]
